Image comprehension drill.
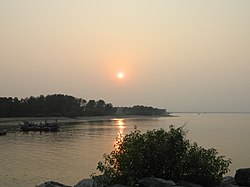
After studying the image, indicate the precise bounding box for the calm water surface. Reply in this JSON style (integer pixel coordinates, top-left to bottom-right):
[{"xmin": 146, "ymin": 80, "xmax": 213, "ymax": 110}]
[{"xmin": 0, "ymin": 113, "xmax": 250, "ymax": 187}]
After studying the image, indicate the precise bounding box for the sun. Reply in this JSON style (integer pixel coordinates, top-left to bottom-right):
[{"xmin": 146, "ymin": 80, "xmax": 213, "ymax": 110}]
[{"xmin": 117, "ymin": 72, "xmax": 125, "ymax": 79}]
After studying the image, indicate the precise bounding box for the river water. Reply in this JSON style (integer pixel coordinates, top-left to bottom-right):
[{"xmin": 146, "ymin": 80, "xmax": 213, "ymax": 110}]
[{"xmin": 0, "ymin": 113, "xmax": 250, "ymax": 187}]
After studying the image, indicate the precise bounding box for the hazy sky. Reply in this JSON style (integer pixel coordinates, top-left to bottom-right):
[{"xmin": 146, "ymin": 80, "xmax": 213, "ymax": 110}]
[{"xmin": 1, "ymin": 0, "xmax": 250, "ymax": 112}]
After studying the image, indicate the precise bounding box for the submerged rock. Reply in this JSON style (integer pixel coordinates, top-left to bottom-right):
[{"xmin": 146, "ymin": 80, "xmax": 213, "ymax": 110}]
[
  {"xmin": 36, "ymin": 181, "xmax": 71, "ymax": 187},
  {"xmin": 235, "ymin": 168, "xmax": 250, "ymax": 186}
]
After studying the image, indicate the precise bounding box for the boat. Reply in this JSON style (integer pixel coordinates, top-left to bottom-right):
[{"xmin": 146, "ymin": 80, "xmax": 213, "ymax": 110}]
[
  {"xmin": 39, "ymin": 122, "xmax": 59, "ymax": 132},
  {"xmin": 19, "ymin": 120, "xmax": 59, "ymax": 132},
  {"xmin": 0, "ymin": 130, "xmax": 7, "ymax": 136}
]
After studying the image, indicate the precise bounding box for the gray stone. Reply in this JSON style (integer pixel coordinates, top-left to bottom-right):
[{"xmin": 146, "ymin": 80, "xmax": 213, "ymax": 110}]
[
  {"xmin": 138, "ymin": 177, "xmax": 175, "ymax": 187},
  {"xmin": 92, "ymin": 175, "xmax": 108, "ymax": 187},
  {"xmin": 177, "ymin": 180, "xmax": 203, "ymax": 187},
  {"xmin": 213, "ymin": 182, "xmax": 239, "ymax": 187},
  {"xmin": 36, "ymin": 181, "xmax": 71, "ymax": 187},
  {"xmin": 109, "ymin": 184, "xmax": 131, "ymax": 187},
  {"xmin": 235, "ymin": 168, "xmax": 250, "ymax": 186},
  {"xmin": 223, "ymin": 176, "xmax": 236, "ymax": 185},
  {"xmin": 74, "ymin": 179, "xmax": 96, "ymax": 187}
]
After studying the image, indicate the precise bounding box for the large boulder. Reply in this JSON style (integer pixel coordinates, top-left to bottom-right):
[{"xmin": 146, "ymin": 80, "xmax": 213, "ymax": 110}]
[
  {"xmin": 177, "ymin": 180, "xmax": 203, "ymax": 187},
  {"xmin": 235, "ymin": 168, "xmax": 250, "ymax": 186},
  {"xmin": 214, "ymin": 182, "xmax": 239, "ymax": 187},
  {"xmin": 36, "ymin": 181, "xmax": 71, "ymax": 187},
  {"xmin": 138, "ymin": 177, "xmax": 175, "ymax": 187},
  {"xmin": 74, "ymin": 179, "xmax": 96, "ymax": 187},
  {"xmin": 223, "ymin": 176, "xmax": 236, "ymax": 185}
]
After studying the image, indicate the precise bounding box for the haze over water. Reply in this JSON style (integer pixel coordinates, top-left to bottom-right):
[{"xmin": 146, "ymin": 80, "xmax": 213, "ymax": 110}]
[
  {"xmin": 1, "ymin": 1, "xmax": 250, "ymax": 112},
  {"xmin": 1, "ymin": 113, "xmax": 250, "ymax": 187},
  {"xmin": 1, "ymin": 1, "xmax": 250, "ymax": 186}
]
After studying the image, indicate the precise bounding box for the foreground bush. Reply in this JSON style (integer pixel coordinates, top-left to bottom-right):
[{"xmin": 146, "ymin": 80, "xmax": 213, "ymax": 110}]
[{"xmin": 97, "ymin": 126, "xmax": 231, "ymax": 186}]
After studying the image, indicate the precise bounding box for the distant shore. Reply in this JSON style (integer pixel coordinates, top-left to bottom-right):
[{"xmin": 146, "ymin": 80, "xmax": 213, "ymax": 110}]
[{"xmin": 0, "ymin": 114, "xmax": 173, "ymax": 128}]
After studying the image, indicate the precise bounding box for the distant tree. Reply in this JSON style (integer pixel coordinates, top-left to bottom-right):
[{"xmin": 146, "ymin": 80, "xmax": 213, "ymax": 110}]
[
  {"xmin": 79, "ymin": 98, "xmax": 87, "ymax": 109},
  {"xmin": 114, "ymin": 105, "xmax": 167, "ymax": 116},
  {"xmin": 11, "ymin": 97, "xmax": 21, "ymax": 117},
  {"xmin": 96, "ymin": 100, "xmax": 106, "ymax": 115},
  {"xmin": 84, "ymin": 100, "xmax": 97, "ymax": 116},
  {"xmin": 0, "ymin": 97, "xmax": 10, "ymax": 117},
  {"xmin": 0, "ymin": 94, "xmax": 165, "ymax": 117},
  {"xmin": 105, "ymin": 103, "xmax": 115, "ymax": 115}
]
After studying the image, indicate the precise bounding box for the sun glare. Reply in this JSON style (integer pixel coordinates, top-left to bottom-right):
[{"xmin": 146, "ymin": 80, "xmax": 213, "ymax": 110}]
[{"xmin": 117, "ymin": 72, "xmax": 124, "ymax": 79}]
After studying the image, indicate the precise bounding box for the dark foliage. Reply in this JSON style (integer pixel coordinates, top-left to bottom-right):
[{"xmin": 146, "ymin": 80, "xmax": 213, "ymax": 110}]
[
  {"xmin": 0, "ymin": 94, "xmax": 114, "ymax": 117},
  {"xmin": 97, "ymin": 126, "xmax": 231, "ymax": 186},
  {"xmin": 115, "ymin": 105, "xmax": 168, "ymax": 116},
  {"xmin": 0, "ymin": 94, "xmax": 167, "ymax": 118}
]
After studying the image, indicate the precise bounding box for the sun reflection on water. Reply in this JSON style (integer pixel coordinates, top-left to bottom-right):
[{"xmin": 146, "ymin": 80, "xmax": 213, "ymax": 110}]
[{"xmin": 112, "ymin": 118, "xmax": 126, "ymax": 149}]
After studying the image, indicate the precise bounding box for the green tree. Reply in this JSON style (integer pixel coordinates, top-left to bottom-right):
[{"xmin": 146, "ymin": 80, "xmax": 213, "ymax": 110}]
[
  {"xmin": 104, "ymin": 103, "xmax": 115, "ymax": 115},
  {"xmin": 97, "ymin": 126, "xmax": 231, "ymax": 186},
  {"xmin": 96, "ymin": 100, "xmax": 106, "ymax": 115}
]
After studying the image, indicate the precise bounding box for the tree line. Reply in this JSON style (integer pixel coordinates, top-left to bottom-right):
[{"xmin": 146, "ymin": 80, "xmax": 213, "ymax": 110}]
[
  {"xmin": 116, "ymin": 106, "xmax": 167, "ymax": 116},
  {"xmin": 0, "ymin": 94, "xmax": 168, "ymax": 117}
]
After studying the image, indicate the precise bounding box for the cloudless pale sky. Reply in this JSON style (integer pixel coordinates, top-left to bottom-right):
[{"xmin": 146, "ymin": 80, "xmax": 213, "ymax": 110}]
[{"xmin": 0, "ymin": 0, "xmax": 250, "ymax": 112}]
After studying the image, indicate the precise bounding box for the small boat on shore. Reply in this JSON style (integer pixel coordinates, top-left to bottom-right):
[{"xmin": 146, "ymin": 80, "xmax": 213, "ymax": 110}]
[
  {"xmin": 0, "ymin": 130, "xmax": 7, "ymax": 136},
  {"xmin": 19, "ymin": 120, "xmax": 59, "ymax": 132}
]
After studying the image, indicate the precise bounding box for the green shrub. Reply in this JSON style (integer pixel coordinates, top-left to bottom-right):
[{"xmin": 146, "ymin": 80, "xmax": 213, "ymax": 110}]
[
  {"xmin": 97, "ymin": 126, "xmax": 231, "ymax": 186},
  {"xmin": 183, "ymin": 142, "xmax": 231, "ymax": 186}
]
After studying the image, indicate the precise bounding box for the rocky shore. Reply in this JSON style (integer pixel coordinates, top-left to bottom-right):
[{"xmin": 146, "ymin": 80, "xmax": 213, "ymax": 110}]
[{"xmin": 37, "ymin": 168, "xmax": 250, "ymax": 187}]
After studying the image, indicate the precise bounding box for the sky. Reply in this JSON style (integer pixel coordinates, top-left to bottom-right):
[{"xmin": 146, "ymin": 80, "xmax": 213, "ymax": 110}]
[{"xmin": 0, "ymin": 0, "xmax": 250, "ymax": 112}]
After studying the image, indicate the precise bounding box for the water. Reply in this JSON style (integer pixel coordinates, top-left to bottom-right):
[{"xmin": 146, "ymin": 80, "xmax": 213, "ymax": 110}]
[{"xmin": 0, "ymin": 113, "xmax": 250, "ymax": 187}]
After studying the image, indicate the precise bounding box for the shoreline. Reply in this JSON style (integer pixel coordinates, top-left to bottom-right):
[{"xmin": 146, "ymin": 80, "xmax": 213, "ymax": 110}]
[{"xmin": 0, "ymin": 114, "xmax": 173, "ymax": 127}]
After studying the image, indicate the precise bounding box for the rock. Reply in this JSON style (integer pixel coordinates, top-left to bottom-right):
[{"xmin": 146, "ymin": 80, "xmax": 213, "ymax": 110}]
[
  {"xmin": 177, "ymin": 180, "xmax": 203, "ymax": 187},
  {"xmin": 235, "ymin": 168, "xmax": 250, "ymax": 186},
  {"xmin": 36, "ymin": 181, "xmax": 71, "ymax": 187},
  {"xmin": 109, "ymin": 184, "xmax": 131, "ymax": 187},
  {"xmin": 223, "ymin": 176, "xmax": 236, "ymax": 185},
  {"xmin": 213, "ymin": 182, "xmax": 240, "ymax": 187},
  {"xmin": 138, "ymin": 177, "xmax": 175, "ymax": 187},
  {"xmin": 74, "ymin": 179, "xmax": 96, "ymax": 187},
  {"xmin": 92, "ymin": 175, "xmax": 109, "ymax": 187}
]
